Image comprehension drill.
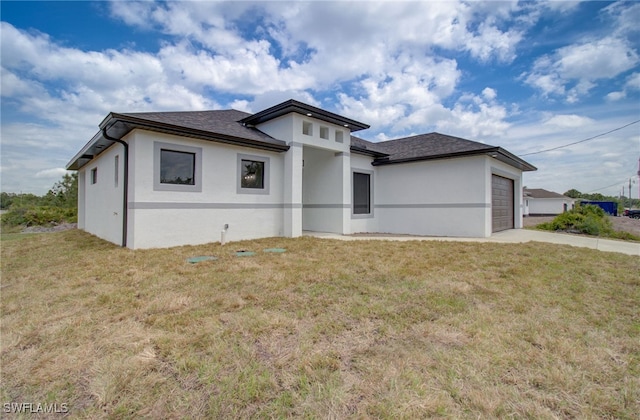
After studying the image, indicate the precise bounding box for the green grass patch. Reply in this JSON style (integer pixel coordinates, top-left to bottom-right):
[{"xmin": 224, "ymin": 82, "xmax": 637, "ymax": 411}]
[{"xmin": 1, "ymin": 230, "xmax": 639, "ymax": 418}]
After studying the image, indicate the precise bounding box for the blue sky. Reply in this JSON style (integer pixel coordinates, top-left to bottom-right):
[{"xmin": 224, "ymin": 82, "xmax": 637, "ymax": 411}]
[{"xmin": 1, "ymin": 1, "xmax": 639, "ymax": 198}]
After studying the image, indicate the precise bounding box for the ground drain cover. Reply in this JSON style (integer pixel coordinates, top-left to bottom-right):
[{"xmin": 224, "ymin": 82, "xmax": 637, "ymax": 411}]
[
  {"xmin": 235, "ymin": 251, "xmax": 256, "ymax": 257},
  {"xmin": 186, "ymin": 256, "xmax": 218, "ymax": 263},
  {"xmin": 263, "ymin": 248, "xmax": 286, "ymax": 253}
]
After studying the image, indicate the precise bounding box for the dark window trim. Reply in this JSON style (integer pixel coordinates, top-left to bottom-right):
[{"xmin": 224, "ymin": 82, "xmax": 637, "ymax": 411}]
[
  {"xmin": 114, "ymin": 155, "xmax": 119, "ymax": 187},
  {"xmin": 237, "ymin": 153, "xmax": 270, "ymax": 195},
  {"xmin": 352, "ymin": 169, "xmax": 374, "ymax": 218},
  {"xmin": 90, "ymin": 167, "xmax": 97, "ymax": 184},
  {"xmin": 153, "ymin": 141, "xmax": 202, "ymax": 192}
]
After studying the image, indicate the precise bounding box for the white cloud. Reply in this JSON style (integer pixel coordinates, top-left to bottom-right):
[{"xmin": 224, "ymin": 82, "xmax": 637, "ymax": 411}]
[
  {"xmin": 606, "ymin": 91, "xmax": 625, "ymax": 101},
  {"xmin": 626, "ymin": 72, "xmax": 640, "ymax": 90},
  {"xmin": 607, "ymin": 72, "xmax": 640, "ymax": 101},
  {"xmin": 525, "ymin": 37, "xmax": 639, "ymax": 102},
  {"xmin": 35, "ymin": 168, "xmax": 69, "ymax": 179},
  {"xmin": 506, "ymin": 114, "xmax": 639, "ymax": 196},
  {"xmin": 544, "ymin": 115, "xmax": 594, "ymax": 128},
  {"xmin": 1, "ymin": 1, "xmax": 638, "ymax": 199},
  {"xmin": 482, "ymin": 87, "xmax": 498, "ymax": 101},
  {"xmin": 603, "ymin": 2, "xmax": 640, "ymax": 38}
]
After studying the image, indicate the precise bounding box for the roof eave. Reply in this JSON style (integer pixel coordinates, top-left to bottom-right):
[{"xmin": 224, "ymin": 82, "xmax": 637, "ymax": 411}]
[
  {"xmin": 371, "ymin": 147, "xmax": 537, "ymax": 172},
  {"xmin": 66, "ymin": 131, "xmax": 104, "ymax": 170},
  {"xmin": 107, "ymin": 113, "xmax": 289, "ymax": 150},
  {"xmin": 492, "ymin": 147, "xmax": 537, "ymax": 172},
  {"xmin": 67, "ymin": 113, "xmax": 290, "ymax": 170},
  {"xmin": 371, "ymin": 148, "xmax": 495, "ymax": 166},
  {"xmin": 349, "ymin": 145, "xmax": 389, "ymax": 158},
  {"xmin": 240, "ymin": 99, "xmax": 370, "ymax": 132}
]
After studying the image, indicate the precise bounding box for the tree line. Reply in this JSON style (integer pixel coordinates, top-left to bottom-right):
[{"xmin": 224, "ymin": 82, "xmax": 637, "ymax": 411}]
[
  {"xmin": 1, "ymin": 173, "xmax": 78, "ymax": 227},
  {"xmin": 563, "ymin": 188, "xmax": 640, "ymax": 210}
]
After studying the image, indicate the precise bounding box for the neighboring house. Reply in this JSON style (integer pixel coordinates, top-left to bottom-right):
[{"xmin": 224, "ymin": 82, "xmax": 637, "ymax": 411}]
[
  {"xmin": 523, "ymin": 188, "xmax": 574, "ymax": 216},
  {"xmin": 67, "ymin": 99, "xmax": 536, "ymax": 249}
]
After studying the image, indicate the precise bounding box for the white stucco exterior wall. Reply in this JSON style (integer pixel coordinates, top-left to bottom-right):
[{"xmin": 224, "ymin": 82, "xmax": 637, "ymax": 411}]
[
  {"xmin": 125, "ymin": 130, "xmax": 285, "ymax": 249},
  {"xmin": 528, "ymin": 197, "xmax": 573, "ymax": 215},
  {"xmin": 258, "ymin": 113, "xmax": 353, "ymax": 236},
  {"xmin": 74, "ymin": 111, "xmax": 528, "ymax": 248},
  {"xmin": 77, "ymin": 170, "xmax": 86, "ymax": 229},
  {"xmin": 373, "ymin": 156, "xmax": 489, "ymax": 237},
  {"xmin": 302, "ymin": 147, "xmax": 346, "ymax": 233},
  {"xmin": 80, "ymin": 143, "xmax": 125, "ymax": 245}
]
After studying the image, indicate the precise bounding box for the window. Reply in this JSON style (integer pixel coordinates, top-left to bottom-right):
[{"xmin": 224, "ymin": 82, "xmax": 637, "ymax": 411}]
[
  {"xmin": 153, "ymin": 142, "xmax": 202, "ymax": 192},
  {"xmin": 320, "ymin": 126, "xmax": 329, "ymax": 139},
  {"xmin": 114, "ymin": 155, "xmax": 119, "ymax": 187},
  {"xmin": 91, "ymin": 168, "xmax": 97, "ymax": 184},
  {"xmin": 302, "ymin": 121, "xmax": 313, "ymax": 136},
  {"xmin": 237, "ymin": 154, "xmax": 270, "ymax": 195},
  {"xmin": 353, "ymin": 171, "xmax": 371, "ymax": 215},
  {"xmin": 241, "ymin": 160, "xmax": 264, "ymax": 189},
  {"xmin": 161, "ymin": 149, "xmax": 195, "ymax": 185},
  {"xmin": 335, "ymin": 130, "xmax": 344, "ymax": 143}
]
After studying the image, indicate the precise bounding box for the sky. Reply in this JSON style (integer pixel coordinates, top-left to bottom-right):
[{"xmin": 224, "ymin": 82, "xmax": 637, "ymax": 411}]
[{"xmin": 1, "ymin": 0, "xmax": 639, "ymax": 198}]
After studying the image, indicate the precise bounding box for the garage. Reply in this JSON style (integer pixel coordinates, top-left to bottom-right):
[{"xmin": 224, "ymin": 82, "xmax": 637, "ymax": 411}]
[{"xmin": 492, "ymin": 175, "xmax": 514, "ymax": 232}]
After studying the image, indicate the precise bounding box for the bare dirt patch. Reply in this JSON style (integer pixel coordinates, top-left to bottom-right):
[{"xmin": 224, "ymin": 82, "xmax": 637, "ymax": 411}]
[{"xmin": 20, "ymin": 223, "xmax": 77, "ymax": 234}]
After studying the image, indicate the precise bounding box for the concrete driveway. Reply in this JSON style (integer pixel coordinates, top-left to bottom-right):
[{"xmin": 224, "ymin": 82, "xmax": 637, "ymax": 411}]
[{"xmin": 304, "ymin": 229, "xmax": 640, "ymax": 256}]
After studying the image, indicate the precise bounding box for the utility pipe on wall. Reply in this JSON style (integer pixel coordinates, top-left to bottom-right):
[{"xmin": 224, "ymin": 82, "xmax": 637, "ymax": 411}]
[
  {"xmin": 221, "ymin": 224, "xmax": 229, "ymax": 245},
  {"xmin": 102, "ymin": 126, "xmax": 129, "ymax": 248}
]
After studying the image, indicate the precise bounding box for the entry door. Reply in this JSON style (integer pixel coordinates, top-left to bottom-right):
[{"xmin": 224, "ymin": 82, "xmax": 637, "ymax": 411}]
[{"xmin": 492, "ymin": 175, "xmax": 514, "ymax": 232}]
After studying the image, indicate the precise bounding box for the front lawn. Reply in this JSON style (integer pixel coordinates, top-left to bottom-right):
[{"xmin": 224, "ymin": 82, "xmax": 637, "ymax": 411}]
[{"xmin": 1, "ymin": 230, "xmax": 638, "ymax": 418}]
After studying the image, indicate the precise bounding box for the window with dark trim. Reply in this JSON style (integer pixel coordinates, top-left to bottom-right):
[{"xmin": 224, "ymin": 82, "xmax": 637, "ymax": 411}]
[
  {"xmin": 91, "ymin": 168, "xmax": 97, "ymax": 184},
  {"xmin": 237, "ymin": 153, "xmax": 270, "ymax": 195},
  {"xmin": 153, "ymin": 142, "xmax": 202, "ymax": 192},
  {"xmin": 353, "ymin": 172, "xmax": 371, "ymax": 215},
  {"xmin": 160, "ymin": 149, "xmax": 195, "ymax": 185},
  {"xmin": 240, "ymin": 159, "xmax": 265, "ymax": 189}
]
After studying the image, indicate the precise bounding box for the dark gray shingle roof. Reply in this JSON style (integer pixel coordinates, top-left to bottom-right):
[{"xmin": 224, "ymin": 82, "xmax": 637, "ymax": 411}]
[
  {"xmin": 524, "ymin": 188, "xmax": 571, "ymax": 199},
  {"xmin": 117, "ymin": 109, "xmax": 283, "ymax": 146},
  {"xmin": 375, "ymin": 132, "xmax": 496, "ymax": 160},
  {"xmin": 350, "ymin": 132, "xmax": 535, "ymax": 171},
  {"xmin": 68, "ymin": 99, "xmax": 535, "ymax": 172}
]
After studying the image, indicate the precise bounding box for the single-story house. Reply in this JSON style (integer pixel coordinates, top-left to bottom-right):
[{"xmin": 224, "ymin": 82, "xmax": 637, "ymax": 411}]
[
  {"xmin": 523, "ymin": 188, "xmax": 574, "ymax": 216},
  {"xmin": 66, "ymin": 99, "xmax": 536, "ymax": 249}
]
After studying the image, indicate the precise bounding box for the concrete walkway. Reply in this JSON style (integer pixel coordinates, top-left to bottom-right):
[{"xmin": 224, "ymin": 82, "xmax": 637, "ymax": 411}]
[{"xmin": 304, "ymin": 229, "xmax": 640, "ymax": 256}]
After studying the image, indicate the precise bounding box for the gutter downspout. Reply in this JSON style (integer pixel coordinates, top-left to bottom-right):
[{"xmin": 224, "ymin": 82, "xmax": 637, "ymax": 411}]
[{"xmin": 102, "ymin": 126, "xmax": 129, "ymax": 248}]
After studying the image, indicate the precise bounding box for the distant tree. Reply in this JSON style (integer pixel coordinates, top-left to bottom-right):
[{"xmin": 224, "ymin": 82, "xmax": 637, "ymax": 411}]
[
  {"xmin": 564, "ymin": 189, "xmax": 582, "ymax": 198},
  {"xmin": 46, "ymin": 172, "xmax": 78, "ymax": 208},
  {"xmin": 583, "ymin": 193, "xmax": 606, "ymax": 201},
  {"xmin": 0, "ymin": 192, "xmax": 16, "ymax": 209},
  {"xmin": 10, "ymin": 193, "xmax": 42, "ymax": 207}
]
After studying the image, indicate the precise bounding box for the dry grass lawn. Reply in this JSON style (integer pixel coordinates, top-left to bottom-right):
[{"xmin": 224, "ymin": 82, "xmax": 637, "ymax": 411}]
[{"xmin": 1, "ymin": 230, "xmax": 639, "ymax": 418}]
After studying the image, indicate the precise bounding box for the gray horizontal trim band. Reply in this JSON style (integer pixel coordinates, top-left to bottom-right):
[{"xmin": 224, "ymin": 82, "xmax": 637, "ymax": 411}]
[
  {"xmin": 375, "ymin": 203, "xmax": 490, "ymax": 209},
  {"xmin": 129, "ymin": 202, "xmax": 488, "ymax": 210},
  {"xmin": 130, "ymin": 202, "xmax": 289, "ymax": 210},
  {"xmin": 303, "ymin": 204, "xmax": 350, "ymax": 209}
]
